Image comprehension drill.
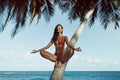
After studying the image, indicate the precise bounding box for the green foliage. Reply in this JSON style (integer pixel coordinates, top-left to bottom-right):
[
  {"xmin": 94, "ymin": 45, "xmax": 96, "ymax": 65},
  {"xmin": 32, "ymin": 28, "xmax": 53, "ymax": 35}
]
[
  {"xmin": 0, "ymin": 0, "xmax": 54, "ymax": 38},
  {"xmin": 0, "ymin": 0, "xmax": 120, "ymax": 38}
]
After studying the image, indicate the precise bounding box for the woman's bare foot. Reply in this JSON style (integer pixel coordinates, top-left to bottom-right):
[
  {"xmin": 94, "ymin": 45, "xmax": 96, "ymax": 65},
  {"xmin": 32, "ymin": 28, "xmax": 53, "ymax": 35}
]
[
  {"xmin": 54, "ymin": 60, "xmax": 62, "ymax": 68},
  {"xmin": 57, "ymin": 61, "xmax": 62, "ymax": 68}
]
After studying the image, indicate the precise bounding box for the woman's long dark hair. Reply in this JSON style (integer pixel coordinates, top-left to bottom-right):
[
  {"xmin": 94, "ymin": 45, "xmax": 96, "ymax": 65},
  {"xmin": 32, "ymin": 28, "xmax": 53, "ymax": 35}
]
[{"xmin": 52, "ymin": 24, "xmax": 63, "ymax": 42}]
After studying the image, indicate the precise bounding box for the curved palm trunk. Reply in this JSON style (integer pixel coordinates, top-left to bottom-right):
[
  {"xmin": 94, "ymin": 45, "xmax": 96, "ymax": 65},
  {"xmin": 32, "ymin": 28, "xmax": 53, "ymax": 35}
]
[{"xmin": 50, "ymin": 8, "xmax": 95, "ymax": 80}]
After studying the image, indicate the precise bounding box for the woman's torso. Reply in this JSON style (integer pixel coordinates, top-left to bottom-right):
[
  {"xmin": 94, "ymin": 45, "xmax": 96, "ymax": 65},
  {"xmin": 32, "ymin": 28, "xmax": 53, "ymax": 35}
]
[{"xmin": 53, "ymin": 36, "xmax": 65, "ymax": 54}]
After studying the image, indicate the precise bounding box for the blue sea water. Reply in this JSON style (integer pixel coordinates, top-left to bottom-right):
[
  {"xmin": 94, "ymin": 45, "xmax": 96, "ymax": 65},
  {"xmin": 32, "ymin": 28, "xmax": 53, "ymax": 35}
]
[{"xmin": 0, "ymin": 71, "xmax": 120, "ymax": 80}]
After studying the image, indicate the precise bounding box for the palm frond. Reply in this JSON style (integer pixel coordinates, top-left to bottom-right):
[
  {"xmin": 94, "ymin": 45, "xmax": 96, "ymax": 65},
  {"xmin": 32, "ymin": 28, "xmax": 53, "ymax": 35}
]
[
  {"xmin": 0, "ymin": 0, "xmax": 14, "ymax": 32},
  {"xmin": 115, "ymin": 21, "xmax": 119, "ymax": 29},
  {"xmin": 68, "ymin": 4, "xmax": 80, "ymax": 22},
  {"xmin": 68, "ymin": 0, "xmax": 98, "ymax": 22},
  {"xmin": 99, "ymin": 0, "xmax": 120, "ymax": 29},
  {"xmin": 21, "ymin": 2, "xmax": 28, "ymax": 26},
  {"xmin": 2, "ymin": 8, "xmax": 12, "ymax": 32},
  {"xmin": 53, "ymin": 0, "xmax": 58, "ymax": 4},
  {"xmin": 37, "ymin": 13, "xmax": 41, "ymax": 23},
  {"xmin": 0, "ymin": 0, "xmax": 8, "ymax": 15},
  {"xmin": 10, "ymin": 0, "xmax": 28, "ymax": 37},
  {"xmin": 42, "ymin": 0, "xmax": 54, "ymax": 21},
  {"xmin": 1, "ymin": 0, "xmax": 120, "ymax": 38},
  {"xmin": 30, "ymin": 0, "xmax": 44, "ymax": 23},
  {"xmin": 113, "ymin": 0, "xmax": 120, "ymax": 9},
  {"xmin": 88, "ymin": 5, "xmax": 98, "ymax": 27},
  {"xmin": 68, "ymin": 0, "xmax": 84, "ymax": 22},
  {"xmin": 56, "ymin": 0, "xmax": 76, "ymax": 13},
  {"xmin": 11, "ymin": 20, "xmax": 19, "ymax": 38}
]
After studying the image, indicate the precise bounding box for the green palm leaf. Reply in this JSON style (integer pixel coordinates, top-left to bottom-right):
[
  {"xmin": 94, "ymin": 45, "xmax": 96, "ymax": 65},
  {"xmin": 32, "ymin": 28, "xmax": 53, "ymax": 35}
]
[
  {"xmin": 99, "ymin": 0, "xmax": 120, "ymax": 29},
  {"xmin": 30, "ymin": 0, "xmax": 44, "ymax": 23},
  {"xmin": 42, "ymin": 0, "xmax": 54, "ymax": 21},
  {"xmin": 0, "ymin": 0, "xmax": 120, "ymax": 38},
  {"xmin": 68, "ymin": 0, "xmax": 98, "ymax": 22}
]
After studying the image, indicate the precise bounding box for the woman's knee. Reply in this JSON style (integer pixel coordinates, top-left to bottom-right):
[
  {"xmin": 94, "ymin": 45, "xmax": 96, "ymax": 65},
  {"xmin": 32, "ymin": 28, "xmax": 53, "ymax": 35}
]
[
  {"xmin": 70, "ymin": 49, "xmax": 74, "ymax": 53},
  {"xmin": 40, "ymin": 50, "xmax": 45, "ymax": 56},
  {"xmin": 68, "ymin": 49, "xmax": 74, "ymax": 55},
  {"xmin": 61, "ymin": 49, "xmax": 74, "ymax": 62}
]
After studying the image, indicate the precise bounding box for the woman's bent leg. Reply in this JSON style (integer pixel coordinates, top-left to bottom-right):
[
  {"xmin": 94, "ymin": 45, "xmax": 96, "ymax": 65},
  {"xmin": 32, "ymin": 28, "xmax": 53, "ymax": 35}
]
[
  {"xmin": 40, "ymin": 50, "xmax": 57, "ymax": 62},
  {"xmin": 60, "ymin": 48, "xmax": 74, "ymax": 63}
]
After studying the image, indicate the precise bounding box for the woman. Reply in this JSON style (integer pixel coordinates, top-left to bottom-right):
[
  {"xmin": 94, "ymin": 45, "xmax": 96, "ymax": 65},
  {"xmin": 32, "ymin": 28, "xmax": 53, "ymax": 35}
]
[{"xmin": 31, "ymin": 24, "xmax": 81, "ymax": 67}]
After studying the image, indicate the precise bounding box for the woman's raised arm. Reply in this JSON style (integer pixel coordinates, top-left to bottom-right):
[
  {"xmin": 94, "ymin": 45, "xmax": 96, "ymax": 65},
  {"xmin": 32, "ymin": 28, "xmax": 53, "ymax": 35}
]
[
  {"xmin": 65, "ymin": 36, "xmax": 82, "ymax": 51},
  {"xmin": 31, "ymin": 39, "xmax": 53, "ymax": 53}
]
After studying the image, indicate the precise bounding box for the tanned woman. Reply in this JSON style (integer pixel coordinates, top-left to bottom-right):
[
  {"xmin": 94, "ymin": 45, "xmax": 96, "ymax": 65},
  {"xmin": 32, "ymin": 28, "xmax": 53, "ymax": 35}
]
[{"xmin": 31, "ymin": 24, "xmax": 82, "ymax": 67}]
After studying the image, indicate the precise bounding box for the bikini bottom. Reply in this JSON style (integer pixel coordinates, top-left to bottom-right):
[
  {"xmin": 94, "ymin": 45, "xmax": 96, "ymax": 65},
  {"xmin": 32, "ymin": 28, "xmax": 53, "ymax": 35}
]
[{"xmin": 55, "ymin": 52, "xmax": 62, "ymax": 60}]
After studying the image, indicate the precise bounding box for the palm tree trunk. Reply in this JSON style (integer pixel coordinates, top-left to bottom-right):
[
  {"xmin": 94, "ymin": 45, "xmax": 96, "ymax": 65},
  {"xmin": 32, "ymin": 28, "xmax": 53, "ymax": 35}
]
[{"xmin": 50, "ymin": 7, "xmax": 95, "ymax": 80}]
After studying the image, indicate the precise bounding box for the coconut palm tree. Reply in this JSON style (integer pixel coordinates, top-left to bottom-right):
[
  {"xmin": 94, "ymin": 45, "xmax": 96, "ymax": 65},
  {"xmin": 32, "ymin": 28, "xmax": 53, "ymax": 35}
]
[
  {"xmin": 50, "ymin": 0, "xmax": 120, "ymax": 80},
  {"xmin": 0, "ymin": 0, "xmax": 120, "ymax": 80}
]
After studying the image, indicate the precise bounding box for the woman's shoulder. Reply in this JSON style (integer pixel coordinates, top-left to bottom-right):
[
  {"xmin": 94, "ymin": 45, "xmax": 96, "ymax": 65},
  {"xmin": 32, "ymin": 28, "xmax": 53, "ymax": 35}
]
[{"xmin": 62, "ymin": 36, "xmax": 68, "ymax": 39}]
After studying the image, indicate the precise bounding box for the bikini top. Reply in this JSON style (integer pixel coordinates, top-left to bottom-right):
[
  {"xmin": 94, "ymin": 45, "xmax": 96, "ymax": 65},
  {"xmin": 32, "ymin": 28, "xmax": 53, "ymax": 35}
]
[{"xmin": 54, "ymin": 37, "xmax": 65, "ymax": 45}]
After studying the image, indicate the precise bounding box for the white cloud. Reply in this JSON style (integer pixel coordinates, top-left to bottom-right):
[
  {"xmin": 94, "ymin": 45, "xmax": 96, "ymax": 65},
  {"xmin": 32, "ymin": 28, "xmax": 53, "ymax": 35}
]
[
  {"xmin": 94, "ymin": 58, "xmax": 102, "ymax": 63},
  {"xmin": 113, "ymin": 61, "xmax": 119, "ymax": 65},
  {"xmin": 20, "ymin": 52, "xmax": 38, "ymax": 65},
  {"xmin": 79, "ymin": 57, "xmax": 102, "ymax": 64},
  {"xmin": 0, "ymin": 51, "xmax": 10, "ymax": 60},
  {"xmin": 18, "ymin": 51, "xmax": 54, "ymax": 69},
  {"xmin": 21, "ymin": 52, "xmax": 35, "ymax": 60},
  {"xmin": 0, "ymin": 50, "xmax": 53, "ymax": 71},
  {"xmin": 80, "ymin": 57, "xmax": 85, "ymax": 62},
  {"xmin": 0, "ymin": 51, "xmax": 39, "ymax": 68},
  {"xmin": 1, "ymin": 50, "xmax": 119, "ymax": 71},
  {"xmin": 86, "ymin": 58, "xmax": 93, "ymax": 63}
]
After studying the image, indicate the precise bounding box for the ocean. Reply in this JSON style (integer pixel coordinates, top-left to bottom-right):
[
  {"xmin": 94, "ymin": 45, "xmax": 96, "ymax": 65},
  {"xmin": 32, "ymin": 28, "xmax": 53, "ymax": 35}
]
[{"xmin": 0, "ymin": 71, "xmax": 120, "ymax": 80}]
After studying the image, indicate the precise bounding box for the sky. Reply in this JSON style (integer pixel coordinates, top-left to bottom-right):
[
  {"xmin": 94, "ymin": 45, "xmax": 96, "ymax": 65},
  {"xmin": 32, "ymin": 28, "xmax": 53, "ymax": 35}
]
[{"xmin": 0, "ymin": 7, "xmax": 120, "ymax": 71}]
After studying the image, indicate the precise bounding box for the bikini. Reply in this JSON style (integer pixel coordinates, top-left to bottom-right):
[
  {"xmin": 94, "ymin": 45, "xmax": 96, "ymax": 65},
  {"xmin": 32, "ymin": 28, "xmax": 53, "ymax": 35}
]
[{"xmin": 54, "ymin": 37, "xmax": 65, "ymax": 60}]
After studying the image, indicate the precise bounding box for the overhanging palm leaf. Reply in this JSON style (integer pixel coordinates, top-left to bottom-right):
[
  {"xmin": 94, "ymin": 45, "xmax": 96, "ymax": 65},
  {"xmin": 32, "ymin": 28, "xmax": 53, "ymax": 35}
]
[
  {"xmin": 42, "ymin": 0, "xmax": 54, "ymax": 22},
  {"xmin": 0, "ymin": 0, "xmax": 9, "ymax": 32},
  {"xmin": 0, "ymin": 0, "xmax": 7, "ymax": 15},
  {"xmin": 67, "ymin": 0, "xmax": 120, "ymax": 29},
  {"xmin": 30, "ymin": 0, "xmax": 44, "ymax": 23},
  {"xmin": 10, "ymin": 0, "xmax": 28, "ymax": 38},
  {"xmin": 88, "ymin": 4, "xmax": 98, "ymax": 27},
  {"xmin": 0, "ymin": 0, "xmax": 28, "ymax": 38},
  {"xmin": 68, "ymin": 0, "xmax": 98, "ymax": 22},
  {"xmin": 0, "ymin": 0, "xmax": 54, "ymax": 38},
  {"xmin": 54, "ymin": 0, "xmax": 76, "ymax": 13},
  {"xmin": 99, "ymin": 0, "xmax": 120, "ymax": 29}
]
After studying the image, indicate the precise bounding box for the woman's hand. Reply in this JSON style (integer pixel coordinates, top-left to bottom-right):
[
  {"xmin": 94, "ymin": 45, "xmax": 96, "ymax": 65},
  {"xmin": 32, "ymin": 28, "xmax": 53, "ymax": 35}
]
[
  {"xmin": 31, "ymin": 49, "xmax": 39, "ymax": 53},
  {"xmin": 75, "ymin": 47, "xmax": 82, "ymax": 51}
]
